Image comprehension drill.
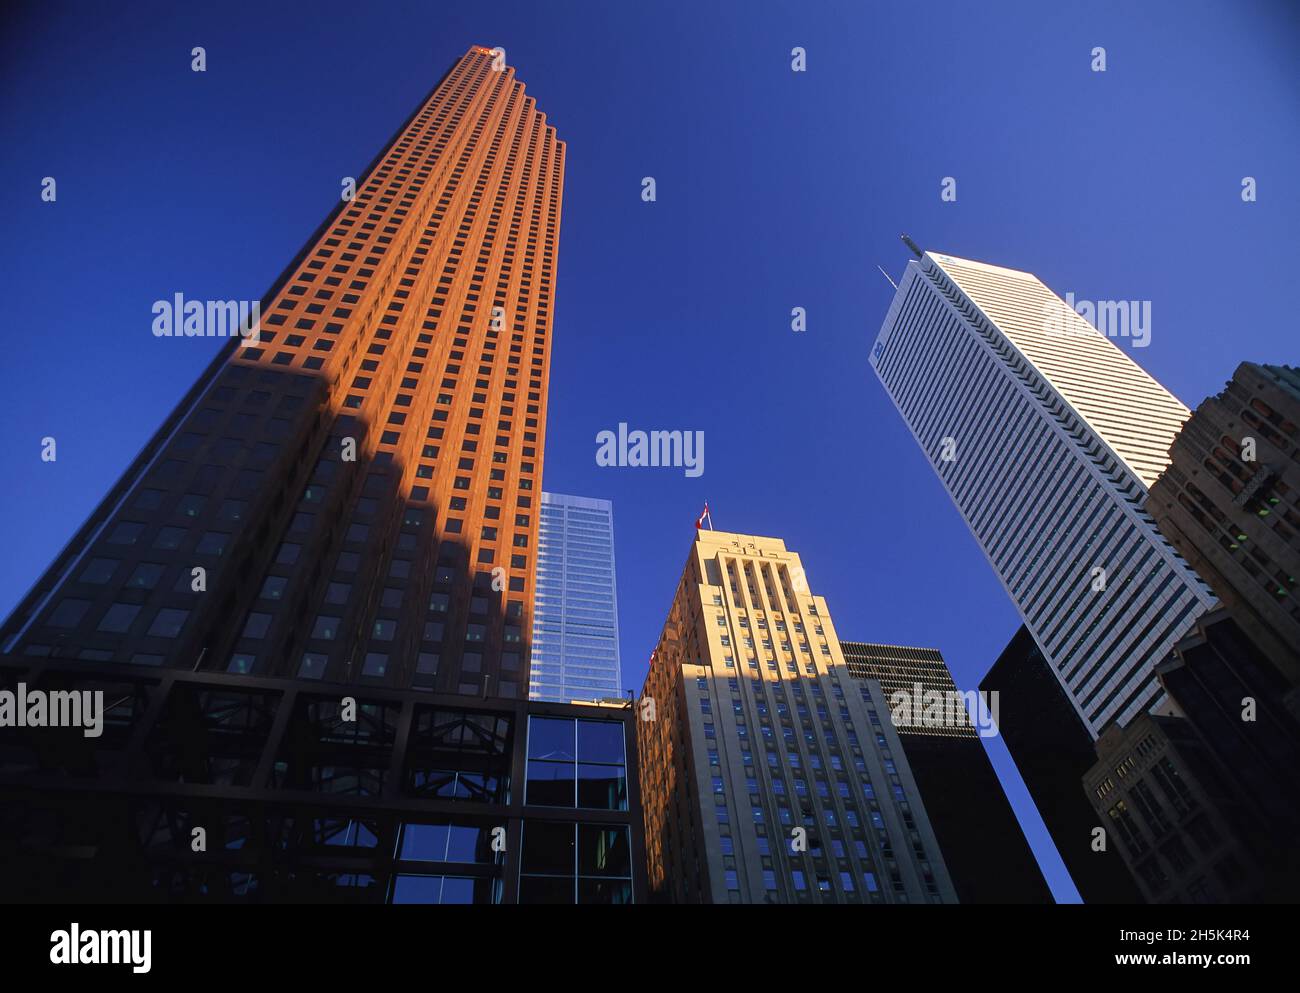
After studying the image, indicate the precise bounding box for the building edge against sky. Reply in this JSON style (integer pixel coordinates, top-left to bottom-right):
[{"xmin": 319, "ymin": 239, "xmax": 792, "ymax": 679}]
[
  {"xmin": 870, "ymin": 249, "xmax": 1217, "ymax": 738},
  {"xmin": 531, "ymin": 492, "xmax": 622, "ymax": 702}
]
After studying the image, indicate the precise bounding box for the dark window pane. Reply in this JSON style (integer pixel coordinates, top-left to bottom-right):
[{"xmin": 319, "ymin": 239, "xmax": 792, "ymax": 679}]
[
  {"xmin": 578, "ymin": 878, "xmax": 632, "ymax": 905},
  {"xmin": 525, "ymin": 760, "xmax": 574, "ymax": 807},
  {"xmin": 578, "ymin": 824, "xmax": 631, "ymax": 878},
  {"xmin": 577, "ymin": 720, "xmax": 625, "ymax": 764},
  {"xmin": 578, "ymin": 764, "xmax": 628, "ymax": 811},
  {"xmin": 527, "ymin": 717, "xmax": 575, "ymax": 761},
  {"xmin": 519, "ymin": 876, "xmax": 573, "ymax": 905},
  {"xmin": 521, "ymin": 821, "xmax": 574, "ymax": 876}
]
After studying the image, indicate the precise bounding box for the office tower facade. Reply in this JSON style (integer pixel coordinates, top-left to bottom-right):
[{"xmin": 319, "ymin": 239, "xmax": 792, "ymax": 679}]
[
  {"xmin": 637, "ymin": 530, "xmax": 957, "ymax": 904},
  {"xmin": 3, "ymin": 45, "xmax": 561, "ymax": 696},
  {"xmin": 0, "ymin": 48, "xmax": 649, "ymax": 904},
  {"xmin": 1083, "ymin": 711, "xmax": 1264, "ymax": 903},
  {"xmin": 871, "ymin": 250, "xmax": 1216, "ymax": 737},
  {"xmin": 840, "ymin": 640, "xmax": 1052, "ymax": 903},
  {"xmin": 980, "ymin": 626, "xmax": 1144, "ymax": 903},
  {"xmin": 531, "ymin": 493, "xmax": 622, "ymax": 702},
  {"xmin": 1146, "ymin": 362, "xmax": 1300, "ymax": 702}
]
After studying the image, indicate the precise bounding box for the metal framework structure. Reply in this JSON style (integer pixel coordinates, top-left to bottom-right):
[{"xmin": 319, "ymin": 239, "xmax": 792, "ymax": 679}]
[{"xmin": 0, "ymin": 655, "xmax": 646, "ymax": 903}]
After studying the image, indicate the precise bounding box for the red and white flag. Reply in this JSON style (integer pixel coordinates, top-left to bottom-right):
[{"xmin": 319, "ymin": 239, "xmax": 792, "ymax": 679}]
[{"xmin": 695, "ymin": 502, "xmax": 711, "ymax": 530}]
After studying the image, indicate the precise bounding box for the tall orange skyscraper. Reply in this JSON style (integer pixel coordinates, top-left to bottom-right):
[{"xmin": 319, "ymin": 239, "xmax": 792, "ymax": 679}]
[
  {"xmin": 0, "ymin": 48, "xmax": 647, "ymax": 905},
  {"xmin": 3, "ymin": 46, "xmax": 563, "ymax": 697}
]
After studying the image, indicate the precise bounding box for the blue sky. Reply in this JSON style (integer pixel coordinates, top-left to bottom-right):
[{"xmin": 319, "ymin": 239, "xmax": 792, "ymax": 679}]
[{"xmin": 2, "ymin": 0, "xmax": 1297, "ymax": 902}]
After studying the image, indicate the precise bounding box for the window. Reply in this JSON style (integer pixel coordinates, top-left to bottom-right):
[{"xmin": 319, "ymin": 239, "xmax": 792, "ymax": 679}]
[
  {"xmin": 196, "ymin": 531, "xmax": 229, "ymax": 556},
  {"xmin": 147, "ymin": 608, "xmax": 189, "ymax": 638},
  {"xmin": 153, "ymin": 527, "xmax": 186, "ymax": 550},
  {"xmin": 259, "ymin": 576, "xmax": 288, "ymax": 600},
  {"xmin": 299, "ymin": 653, "xmax": 328, "ymax": 679},
  {"xmin": 390, "ymin": 875, "xmax": 495, "ymax": 905},
  {"xmin": 518, "ymin": 822, "xmax": 633, "ymax": 905},
  {"xmin": 106, "ymin": 522, "xmax": 145, "ymax": 545},
  {"xmin": 312, "ymin": 616, "xmax": 341, "ymax": 640},
  {"xmin": 524, "ymin": 717, "xmax": 627, "ymax": 810},
  {"xmin": 48, "ymin": 598, "xmax": 91, "ymax": 628},
  {"xmin": 97, "ymin": 603, "xmax": 141, "ymax": 634},
  {"xmin": 78, "ymin": 558, "xmax": 119, "ymax": 585}
]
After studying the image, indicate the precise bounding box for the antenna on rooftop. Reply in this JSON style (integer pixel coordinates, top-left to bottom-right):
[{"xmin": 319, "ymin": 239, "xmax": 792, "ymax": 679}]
[
  {"xmin": 901, "ymin": 233, "xmax": 924, "ymax": 259},
  {"xmin": 876, "ymin": 265, "xmax": 898, "ymax": 290}
]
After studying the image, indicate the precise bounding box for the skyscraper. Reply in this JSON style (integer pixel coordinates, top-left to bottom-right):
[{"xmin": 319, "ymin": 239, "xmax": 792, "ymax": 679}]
[
  {"xmin": 637, "ymin": 529, "xmax": 957, "ymax": 904},
  {"xmin": 0, "ymin": 47, "xmax": 649, "ymax": 905},
  {"xmin": 840, "ymin": 640, "xmax": 1052, "ymax": 903},
  {"xmin": 871, "ymin": 249, "xmax": 1216, "ymax": 737},
  {"xmin": 531, "ymin": 493, "xmax": 622, "ymax": 702},
  {"xmin": 3, "ymin": 45, "xmax": 561, "ymax": 695}
]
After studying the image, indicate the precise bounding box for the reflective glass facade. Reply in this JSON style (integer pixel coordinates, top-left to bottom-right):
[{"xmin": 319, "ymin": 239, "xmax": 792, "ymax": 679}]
[{"xmin": 530, "ymin": 493, "xmax": 621, "ymax": 701}]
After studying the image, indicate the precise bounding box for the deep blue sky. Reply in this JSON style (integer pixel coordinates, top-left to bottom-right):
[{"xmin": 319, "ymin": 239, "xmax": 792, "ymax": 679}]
[{"xmin": 2, "ymin": 0, "xmax": 1297, "ymax": 903}]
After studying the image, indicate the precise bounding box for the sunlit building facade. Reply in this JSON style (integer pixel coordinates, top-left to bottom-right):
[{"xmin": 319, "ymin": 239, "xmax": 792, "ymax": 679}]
[{"xmin": 637, "ymin": 529, "xmax": 956, "ymax": 903}]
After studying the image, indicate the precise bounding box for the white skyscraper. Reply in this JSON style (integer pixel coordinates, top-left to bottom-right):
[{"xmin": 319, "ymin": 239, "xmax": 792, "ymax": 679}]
[
  {"xmin": 870, "ymin": 250, "xmax": 1215, "ymax": 737},
  {"xmin": 530, "ymin": 492, "xmax": 622, "ymax": 702}
]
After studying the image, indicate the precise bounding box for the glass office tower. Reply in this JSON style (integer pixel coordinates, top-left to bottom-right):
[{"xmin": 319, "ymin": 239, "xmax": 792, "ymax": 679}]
[{"xmin": 531, "ymin": 493, "xmax": 622, "ymax": 702}]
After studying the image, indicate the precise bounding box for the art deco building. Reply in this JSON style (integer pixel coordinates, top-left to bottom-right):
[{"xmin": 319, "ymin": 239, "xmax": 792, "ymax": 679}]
[
  {"xmin": 637, "ymin": 529, "xmax": 957, "ymax": 903},
  {"xmin": 980, "ymin": 626, "xmax": 1144, "ymax": 903},
  {"xmin": 0, "ymin": 47, "xmax": 648, "ymax": 904},
  {"xmin": 1146, "ymin": 362, "xmax": 1300, "ymax": 703},
  {"xmin": 841, "ymin": 640, "xmax": 1051, "ymax": 903},
  {"xmin": 531, "ymin": 493, "xmax": 622, "ymax": 702},
  {"xmin": 871, "ymin": 249, "xmax": 1216, "ymax": 736}
]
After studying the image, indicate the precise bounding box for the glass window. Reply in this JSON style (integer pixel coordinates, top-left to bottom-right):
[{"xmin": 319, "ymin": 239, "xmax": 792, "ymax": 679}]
[
  {"xmin": 243, "ymin": 612, "xmax": 272, "ymax": 639},
  {"xmin": 153, "ymin": 527, "xmax": 186, "ymax": 550},
  {"xmin": 126, "ymin": 563, "xmax": 166, "ymax": 590},
  {"xmin": 97, "ymin": 602, "xmax": 141, "ymax": 634},
  {"xmin": 577, "ymin": 720, "xmax": 625, "ymax": 765},
  {"xmin": 106, "ymin": 521, "xmax": 145, "ymax": 545},
  {"xmin": 312, "ymin": 616, "xmax": 341, "ymax": 640},
  {"xmin": 48, "ymin": 598, "xmax": 91, "ymax": 628},
  {"xmin": 78, "ymin": 558, "xmax": 119, "ymax": 585},
  {"xmin": 299, "ymin": 653, "xmax": 328, "ymax": 679},
  {"xmin": 259, "ymin": 576, "xmax": 288, "ymax": 600},
  {"xmin": 147, "ymin": 608, "xmax": 189, "ymax": 638}
]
